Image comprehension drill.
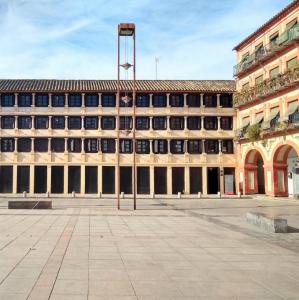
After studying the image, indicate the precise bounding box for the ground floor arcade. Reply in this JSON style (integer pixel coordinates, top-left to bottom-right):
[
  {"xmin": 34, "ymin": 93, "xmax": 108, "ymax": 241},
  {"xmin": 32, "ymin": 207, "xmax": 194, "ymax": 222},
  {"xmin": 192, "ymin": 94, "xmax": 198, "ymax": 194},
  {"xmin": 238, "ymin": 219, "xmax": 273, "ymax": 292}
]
[{"xmin": 0, "ymin": 165, "xmax": 236, "ymax": 196}]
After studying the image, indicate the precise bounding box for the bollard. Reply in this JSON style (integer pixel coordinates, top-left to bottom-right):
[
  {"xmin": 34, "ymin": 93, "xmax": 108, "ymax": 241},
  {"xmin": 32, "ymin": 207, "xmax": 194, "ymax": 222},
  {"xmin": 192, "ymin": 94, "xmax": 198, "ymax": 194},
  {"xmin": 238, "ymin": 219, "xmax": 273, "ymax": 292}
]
[
  {"xmin": 198, "ymin": 192, "xmax": 201, "ymax": 199},
  {"xmin": 23, "ymin": 191, "xmax": 27, "ymax": 198},
  {"xmin": 120, "ymin": 192, "xmax": 124, "ymax": 199},
  {"xmin": 72, "ymin": 191, "xmax": 76, "ymax": 198},
  {"xmin": 151, "ymin": 192, "xmax": 155, "ymax": 199},
  {"xmin": 98, "ymin": 192, "xmax": 102, "ymax": 198},
  {"xmin": 217, "ymin": 192, "xmax": 221, "ymax": 198},
  {"xmin": 178, "ymin": 192, "xmax": 181, "ymax": 199},
  {"xmin": 46, "ymin": 191, "xmax": 50, "ymax": 198},
  {"xmin": 238, "ymin": 192, "xmax": 241, "ymax": 198}
]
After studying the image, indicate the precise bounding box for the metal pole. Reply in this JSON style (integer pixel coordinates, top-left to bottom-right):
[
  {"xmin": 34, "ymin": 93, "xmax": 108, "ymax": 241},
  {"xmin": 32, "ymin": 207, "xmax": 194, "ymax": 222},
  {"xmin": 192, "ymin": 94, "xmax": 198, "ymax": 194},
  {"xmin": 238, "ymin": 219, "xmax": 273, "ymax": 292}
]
[
  {"xmin": 117, "ymin": 27, "xmax": 121, "ymax": 210},
  {"xmin": 133, "ymin": 29, "xmax": 137, "ymax": 210}
]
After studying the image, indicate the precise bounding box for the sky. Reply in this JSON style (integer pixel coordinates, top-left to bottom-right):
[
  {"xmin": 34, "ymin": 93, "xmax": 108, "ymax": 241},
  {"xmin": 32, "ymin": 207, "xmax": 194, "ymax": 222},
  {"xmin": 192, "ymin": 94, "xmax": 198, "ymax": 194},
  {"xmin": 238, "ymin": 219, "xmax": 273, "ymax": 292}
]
[{"xmin": 0, "ymin": 0, "xmax": 292, "ymax": 80}]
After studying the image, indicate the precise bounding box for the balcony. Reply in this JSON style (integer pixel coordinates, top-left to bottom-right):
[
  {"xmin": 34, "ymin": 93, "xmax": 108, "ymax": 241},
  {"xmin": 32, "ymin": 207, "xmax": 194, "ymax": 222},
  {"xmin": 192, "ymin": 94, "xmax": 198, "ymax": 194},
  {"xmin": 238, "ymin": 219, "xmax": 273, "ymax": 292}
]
[
  {"xmin": 233, "ymin": 24, "xmax": 299, "ymax": 77},
  {"xmin": 234, "ymin": 67, "xmax": 299, "ymax": 108}
]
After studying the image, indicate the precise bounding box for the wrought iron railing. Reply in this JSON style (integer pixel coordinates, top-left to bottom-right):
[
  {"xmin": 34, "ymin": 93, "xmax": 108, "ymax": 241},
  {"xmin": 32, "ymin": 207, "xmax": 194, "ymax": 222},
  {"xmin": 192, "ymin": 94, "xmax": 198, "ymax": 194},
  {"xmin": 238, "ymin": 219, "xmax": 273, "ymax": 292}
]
[
  {"xmin": 234, "ymin": 24, "xmax": 299, "ymax": 76},
  {"xmin": 233, "ymin": 67, "xmax": 299, "ymax": 107}
]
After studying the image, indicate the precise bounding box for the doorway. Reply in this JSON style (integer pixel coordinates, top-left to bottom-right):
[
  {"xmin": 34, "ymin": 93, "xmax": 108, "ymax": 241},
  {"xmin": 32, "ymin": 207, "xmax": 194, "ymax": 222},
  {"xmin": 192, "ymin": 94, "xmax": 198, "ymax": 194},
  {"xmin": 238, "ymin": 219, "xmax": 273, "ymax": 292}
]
[
  {"xmin": 137, "ymin": 167, "xmax": 150, "ymax": 194},
  {"xmin": 51, "ymin": 166, "xmax": 64, "ymax": 194},
  {"xmin": 85, "ymin": 166, "xmax": 98, "ymax": 194},
  {"xmin": 68, "ymin": 166, "xmax": 81, "ymax": 193},
  {"xmin": 172, "ymin": 167, "xmax": 184, "ymax": 194},
  {"xmin": 190, "ymin": 167, "xmax": 202, "ymax": 194},
  {"xmin": 102, "ymin": 166, "xmax": 115, "ymax": 194},
  {"xmin": 34, "ymin": 166, "xmax": 47, "ymax": 193},
  {"xmin": 207, "ymin": 167, "xmax": 220, "ymax": 194},
  {"xmin": 154, "ymin": 167, "xmax": 167, "ymax": 194},
  {"xmin": 120, "ymin": 167, "xmax": 132, "ymax": 194}
]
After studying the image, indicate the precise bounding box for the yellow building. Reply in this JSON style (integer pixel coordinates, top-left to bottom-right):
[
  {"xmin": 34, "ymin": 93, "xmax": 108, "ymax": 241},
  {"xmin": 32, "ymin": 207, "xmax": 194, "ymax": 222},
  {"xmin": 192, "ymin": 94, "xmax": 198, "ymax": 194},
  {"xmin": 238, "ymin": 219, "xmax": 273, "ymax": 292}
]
[
  {"xmin": 234, "ymin": 0, "xmax": 299, "ymax": 197},
  {"xmin": 0, "ymin": 80, "xmax": 236, "ymax": 197}
]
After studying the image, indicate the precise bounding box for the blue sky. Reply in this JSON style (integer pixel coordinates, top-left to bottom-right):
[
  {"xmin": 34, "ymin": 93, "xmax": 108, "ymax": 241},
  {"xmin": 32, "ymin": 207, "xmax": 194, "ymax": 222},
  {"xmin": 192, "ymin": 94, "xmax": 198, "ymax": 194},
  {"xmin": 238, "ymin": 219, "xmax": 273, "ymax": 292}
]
[{"xmin": 0, "ymin": 0, "xmax": 292, "ymax": 80}]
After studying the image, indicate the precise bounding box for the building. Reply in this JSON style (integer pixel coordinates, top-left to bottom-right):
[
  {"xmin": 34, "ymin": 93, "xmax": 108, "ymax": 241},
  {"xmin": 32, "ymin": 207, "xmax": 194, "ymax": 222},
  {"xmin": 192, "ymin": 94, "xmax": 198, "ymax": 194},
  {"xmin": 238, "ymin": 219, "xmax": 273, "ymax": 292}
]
[
  {"xmin": 234, "ymin": 0, "xmax": 299, "ymax": 197},
  {"xmin": 0, "ymin": 79, "xmax": 236, "ymax": 197}
]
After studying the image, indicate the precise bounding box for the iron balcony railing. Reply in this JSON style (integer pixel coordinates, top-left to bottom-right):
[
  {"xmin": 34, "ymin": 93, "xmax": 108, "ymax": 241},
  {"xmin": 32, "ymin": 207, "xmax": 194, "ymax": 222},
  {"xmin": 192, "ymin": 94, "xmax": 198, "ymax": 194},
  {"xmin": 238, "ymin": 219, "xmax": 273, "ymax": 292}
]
[
  {"xmin": 233, "ymin": 24, "xmax": 299, "ymax": 76},
  {"xmin": 233, "ymin": 66, "xmax": 299, "ymax": 108}
]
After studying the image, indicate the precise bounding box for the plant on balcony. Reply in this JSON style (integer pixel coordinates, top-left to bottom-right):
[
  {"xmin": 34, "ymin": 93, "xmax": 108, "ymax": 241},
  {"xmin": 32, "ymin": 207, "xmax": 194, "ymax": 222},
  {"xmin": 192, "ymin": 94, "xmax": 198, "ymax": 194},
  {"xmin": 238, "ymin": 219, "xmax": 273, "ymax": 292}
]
[
  {"xmin": 276, "ymin": 121, "xmax": 288, "ymax": 131},
  {"xmin": 245, "ymin": 124, "xmax": 261, "ymax": 142}
]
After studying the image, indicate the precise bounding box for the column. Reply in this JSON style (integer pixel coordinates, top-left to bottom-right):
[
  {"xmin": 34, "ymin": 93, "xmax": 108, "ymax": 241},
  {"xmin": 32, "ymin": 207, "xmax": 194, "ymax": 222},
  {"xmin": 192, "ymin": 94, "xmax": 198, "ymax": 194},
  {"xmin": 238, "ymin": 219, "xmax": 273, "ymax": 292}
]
[
  {"xmin": 200, "ymin": 93, "xmax": 204, "ymax": 107},
  {"xmin": 219, "ymin": 140, "xmax": 222, "ymax": 154},
  {"xmin": 81, "ymin": 165, "xmax": 85, "ymax": 195},
  {"xmin": 183, "ymin": 93, "xmax": 188, "ymax": 106},
  {"xmin": 184, "ymin": 166, "xmax": 190, "ymax": 195},
  {"xmin": 166, "ymin": 93, "xmax": 170, "ymax": 106},
  {"xmin": 184, "ymin": 140, "xmax": 188, "ymax": 154},
  {"xmin": 202, "ymin": 166, "xmax": 207, "ymax": 195},
  {"xmin": 184, "ymin": 116, "xmax": 188, "ymax": 130},
  {"xmin": 32, "ymin": 93, "xmax": 36, "ymax": 107},
  {"xmin": 98, "ymin": 165, "xmax": 102, "ymax": 194},
  {"xmin": 81, "ymin": 138, "xmax": 85, "ymax": 153},
  {"xmin": 64, "ymin": 166, "xmax": 68, "ymax": 194},
  {"xmin": 167, "ymin": 166, "xmax": 172, "ymax": 195},
  {"xmin": 65, "ymin": 93, "xmax": 68, "ymax": 107},
  {"xmin": 149, "ymin": 139, "xmax": 153, "ymax": 154},
  {"xmin": 31, "ymin": 138, "xmax": 34, "ymax": 153},
  {"xmin": 217, "ymin": 116, "xmax": 221, "ymax": 130},
  {"xmin": 31, "ymin": 116, "xmax": 35, "ymax": 130},
  {"xmin": 149, "ymin": 94, "xmax": 153, "ymax": 107},
  {"xmin": 202, "ymin": 139, "xmax": 206, "ymax": 154},
  {"xmin": 12, "ymin": 165, "xmax": 17, "ymax": 194},
  {"xmin": 48, "ymin": 116, "xmax": 52, "ymax": 130},
  {"xmin": 14, "ymin": 93, "xmax": 18, "ymax": 108},
  {"xmin": 167, "ymin": 116, "xmax": 170, "ymax": 131},
  {"xmin": 49, "ymin": 93, "xmax": 52, "ymax": 107},
  {"xmin": 149, "ymin": 117, "xmax": 153, "ymax": 131},
  {"xmin": 201, "ymin": 116, "xmax": 205, "ymax": 130},
  {"xmin": 150, "ymin": 165, "xmax": 154, "ymax": 195},
  {"xmin": 47, "ymin": 138, "xmax": 51, "ymax": 153},
  {"xmin": 82, "ymin": 93, "xmax": 85, "ymax": 107},
  {"xmin": 217, "ymin": 94, "xmax": 221, "ymax": 107},
  {"xmin": 47, "ymin": 165, "xmax": 51, "ymax": 193},
  {"xmin": 65, "ymin": 116, "xmax": 68, "ymax": 130},
  {"xmin": 64, "ymin": 138, "xmax": 68, "ymax": 153},
  {"xmin": 29, "ymin": 165, "xmax": 34, "ymax": 194},
  {"xmin": 97, "ymin": 93, "xmax": 102, "ymax": 107},
  {"xmin": 81, "ymin": 116, "xmax": 85, "ymax": 130}
]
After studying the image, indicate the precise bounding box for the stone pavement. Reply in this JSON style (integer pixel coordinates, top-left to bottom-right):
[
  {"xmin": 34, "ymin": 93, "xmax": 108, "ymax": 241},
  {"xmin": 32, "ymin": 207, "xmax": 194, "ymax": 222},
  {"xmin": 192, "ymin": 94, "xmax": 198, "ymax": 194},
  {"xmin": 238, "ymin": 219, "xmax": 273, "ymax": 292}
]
[{"xmin": 0, "ymin": 197, "xmax": 299, "ymax": 299}]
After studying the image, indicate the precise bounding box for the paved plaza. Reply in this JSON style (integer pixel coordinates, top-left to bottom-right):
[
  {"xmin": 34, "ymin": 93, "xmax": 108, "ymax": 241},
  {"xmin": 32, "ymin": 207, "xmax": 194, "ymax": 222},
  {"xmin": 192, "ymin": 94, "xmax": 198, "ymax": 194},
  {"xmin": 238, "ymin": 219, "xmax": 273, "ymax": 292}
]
[{"xmin": 0, "ymin": 197, "xmax": 299, "ymax": 299}]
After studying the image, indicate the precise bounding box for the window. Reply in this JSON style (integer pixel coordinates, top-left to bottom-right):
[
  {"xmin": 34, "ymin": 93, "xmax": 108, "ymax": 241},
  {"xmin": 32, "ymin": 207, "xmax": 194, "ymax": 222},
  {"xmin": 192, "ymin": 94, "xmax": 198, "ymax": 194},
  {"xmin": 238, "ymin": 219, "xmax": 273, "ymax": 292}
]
[
  {"xmin": 170, "ymin": 117, "xmax": 184, "ymax": 130},
  {"xmin": 255, "ymin": 43, "xmax": 264, "ymax": 58},
  {"xmin": 119, "ymin": 116, "xmax": 132, "ymax": 130},
  {"xmin": 136, "ymin": 117, "xmax": 149, "ymax": 130},
  {"xmin": 85, "ymin": 94, "xmax": 98, "ymax": 107},
  {"xmin": 68, "ymin": 138, "xmax": 81, "ymax": 153},
  {"xmin": 153, "ymin": 117, "xmax": 166, "ymax": 130},
  {"xmin": 52, "ymin": 116, "xmax": 65, "ymax": 129},
  {"xmin": 120, "ymin": 94, "xmax": 132, "ymax": 107},
  {"xmin": 205, "ymin": 140, "xmax": 219, "ymax": 154},
  {"xmin": 18, "ymin": 94, "xmax": 32, "ymax": 107},
  {"xmin": 288, "ymin": 101, "xmax": 299, "ymax": 123},
  {"xmin": 101, "ymin": 116, "xmax": 115, "ymax": 130},
  {"xmin": 17, "ymin": 138, "xmax": 31, "ymax": 152},
  {"xmin": 152, "ymin": 140, "xmax": 168, "ymax": 154},
  {"xmin": 1, "ymin": 138, "xmax": 15, "ymax": 152},
  {"xmin": 242, "ymin": 82, "xmax": 250, "ymax": 90},
  {"xmin": 222, "ymin": 140, "xmax": 234, "ymax": 154},
  {"xmin": 170, "ymin": 140, "xmax": 185, "ymax": 154},
  {"xmin": 84, "ymin": 139, "xmax": 98, "ymax": 153},
  {"xmin": 1, "ymin": 94, "xmax": 15, "ymax": 107},
  {"xmin": 68, "ymin": 117, "xmax": 82, "ymax": 130},
  {"xmin": 35, "ymin": 116, "xmax": 49, "ymax": 129},
  {"xmin": 34, "ymin": 138, "xmax": 48, "ymax": 152},
  {"xmin": 187, "ymin": 94, "xmax": 200, "ymax": 107},
  {"xmin": 101, "ymin": 139, "xmax": 115, "ymax": 153},
  {"xmin": 187, "ymin": 117, "xmax": 201, "ymax": 130},
  {"xmin": 1, "ymin": 116, "xmax": 15, "ymax": 129},
  {"xmin": 18, "ymin": 116, "xmax": 32, "ymax": 129},
  {"xmin": 36, "ymin": 94, "xmax": 49, "ymax": 107},
  {"xmin": 270, "ymin": 67, "xmax": 279, "ymax": 79},
  {"xmin": 68, "ymin": 94, "xmax": 82, "ymax": 107},
  {"xmin": 153, "ymin": 94, "xmax": 166, "ymax": 107},
  {"xmin": 170, "ymin": 94, "xmax": 183, "ymax": 107},
  {"xmin": 84, "ymin": 117, "xmax": 98, "ymax": 129},
  {"xmin": 270, "ymin": 32, "xmax": 279, "ymax": 46},
  {"xmin": 204, "ymin": 94, "xmax": 217, "ymax": 107},
  {"xmin": 270, "ymin": 108, "xmax": 280, "ymax": 128},
  {"xmin": 255, "ymin": 75, "xmax": 263, "ymax": 84},
  {"xmin": 287, "ymin": 57, "xmax": 298, "ymax": 71},
  {"xmin": 220, "ymin": 94, "xmax": 232, "ymax": 107},
  {"xmin": 220, "ymin": 117, "xmax": 233, "ymax": 130},
  {"xmin": 120, "ymin": 139, "xmax": 132, "ymax": 153},
  {"xmin": 102, "ymin": 94, "xmax": 115, "ymax": 107},
  {"xmin": 204, "ymin": 117, "xmax": 217, "ymax": 130},
  {"xmin": 136, "ymin": 140, "xmax": 150, "ymax": 154},
  {"xmin": 52, "ymin": 94, "xmax": 65, "ymax": 107},
  {"xmin": 51, "ymin": 138, "xmax": 65, "ymax": 152},
  {"xmin": 188, "ymin": 140, "xmax": 202, "ymax": 154},
  {"xmin": 286, "ymin": 18, "xmax": 297, "ymax": 30},
  {"xmin": 136, "ymin": 94, "xmax": 149, "ymax": 107}
]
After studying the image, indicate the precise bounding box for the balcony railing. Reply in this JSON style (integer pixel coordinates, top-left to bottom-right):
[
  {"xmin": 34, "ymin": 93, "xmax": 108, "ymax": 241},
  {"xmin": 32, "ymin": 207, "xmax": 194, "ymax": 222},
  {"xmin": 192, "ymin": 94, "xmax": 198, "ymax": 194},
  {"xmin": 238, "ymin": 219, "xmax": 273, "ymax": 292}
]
[
  {"xmin": 233, "ymin": 24, "xmax": 299, "ymax": 76},
  {"xmin": 234, "ymin": 67, "xmax": 299, "ymax": 108}
]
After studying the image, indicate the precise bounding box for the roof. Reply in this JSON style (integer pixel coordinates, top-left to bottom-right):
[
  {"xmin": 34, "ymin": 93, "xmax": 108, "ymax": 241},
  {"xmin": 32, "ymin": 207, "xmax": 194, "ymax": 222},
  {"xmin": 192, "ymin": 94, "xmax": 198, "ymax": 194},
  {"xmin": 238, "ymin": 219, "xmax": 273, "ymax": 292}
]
[
  {"xmin": 0, "ymin": 79, "xmax": 235, "ymax": 93},
  {"xmin": 233, "ymin": 0, "xmax": 299, "ymax": 51}
]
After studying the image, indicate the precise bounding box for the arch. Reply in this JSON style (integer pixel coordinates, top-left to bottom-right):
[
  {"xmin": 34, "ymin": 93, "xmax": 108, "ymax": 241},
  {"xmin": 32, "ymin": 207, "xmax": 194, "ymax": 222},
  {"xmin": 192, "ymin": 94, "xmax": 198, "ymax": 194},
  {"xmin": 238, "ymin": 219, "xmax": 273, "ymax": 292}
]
[
  {"xmin": 243, "ymin": 146, "xmax": 267, "ymax": 166},
  {"xmin": 243, "ymin": 148, "xmax": 265, "ymax": 194},
  {"xmin": 272, "ymin": 142, "xmax": 299, "ymax": 197}
]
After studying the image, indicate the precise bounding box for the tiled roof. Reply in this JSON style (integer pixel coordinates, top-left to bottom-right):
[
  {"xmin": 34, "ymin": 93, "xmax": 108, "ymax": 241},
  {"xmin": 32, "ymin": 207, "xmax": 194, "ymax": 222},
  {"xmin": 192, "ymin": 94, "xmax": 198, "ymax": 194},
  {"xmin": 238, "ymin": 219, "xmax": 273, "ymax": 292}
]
[
  {"xmin": 0, "ymin": 80, "xmax": 235, "ymax": 93},
  {"xmin": 233, "ymin": 0, "xmax": 299, "ymax": 51}
]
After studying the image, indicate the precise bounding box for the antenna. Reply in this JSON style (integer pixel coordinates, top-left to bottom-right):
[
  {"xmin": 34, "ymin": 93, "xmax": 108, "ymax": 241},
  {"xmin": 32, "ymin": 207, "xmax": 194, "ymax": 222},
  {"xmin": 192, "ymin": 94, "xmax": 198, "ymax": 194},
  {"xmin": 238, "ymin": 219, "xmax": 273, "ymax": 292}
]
[{"xmin": 155, "ymin": 57, "xmax": 159, "ymax": 80}]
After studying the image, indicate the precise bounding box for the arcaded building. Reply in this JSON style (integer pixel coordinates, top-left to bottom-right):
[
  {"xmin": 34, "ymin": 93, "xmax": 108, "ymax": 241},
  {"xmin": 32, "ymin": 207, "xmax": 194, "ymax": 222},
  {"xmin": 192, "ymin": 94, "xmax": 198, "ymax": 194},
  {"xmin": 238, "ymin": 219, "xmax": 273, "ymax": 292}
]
[
  {"xmin": 234, "ymin": 0, "xmax": 299, "ymax": 197},
  {"xmin": 0, "ymin": 80, "xmax": 236, "ymax": 197}
]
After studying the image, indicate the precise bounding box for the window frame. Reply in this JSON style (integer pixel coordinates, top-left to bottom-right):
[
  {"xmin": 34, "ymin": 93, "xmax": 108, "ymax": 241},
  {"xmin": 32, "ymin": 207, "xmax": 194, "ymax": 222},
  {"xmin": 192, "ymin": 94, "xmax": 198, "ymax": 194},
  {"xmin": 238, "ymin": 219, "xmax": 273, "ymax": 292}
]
[
  {"xmin": 52, "ymin": 94, "xmax": 65, "ymax": 107},
  {"xmin": 1, "ymin": 116, "xmax": 15, "ymax": 129},
  {"xmin": 17, "ymin": 138, "xmax": 31, "ymax": 152},
  {"xmin": 35, "ymin": 116, "xmax": 49, "ymax": 129},
  {"xmin": 101, "ymin": 139, "xmax": 115, "ymax": 153},
  {"xmin": 84, "ymin": 116, "xmax": 98, "ymax": 130},
  {"xmin": 101, "ymin": 116, "xmax": 116, "ymax": 130},
  {"xmin": 136, "ymin": 140, "xmax": 150, "ymax": 154},
  {"xmin": 68, "ymin": 116, "xmax": 82, "ymax": 130},
  {"xmin": 18, "ymin": 94, "xmax": 32, "ymax": 107},
  {"xmin": 1, "ymin": 138, "xmax": 15, "ymax": 152},
  {"xmin": 152, "ymin": 117, "xmax": 167, "ymax": 130},
  {"xmin": 102, "ymin": 94, "xmax": 116, "ymax": 107},
  {"xmin": 136, "ymin": 94, "xmax": 149, "ymax": 107},
  {"xmin": 85, "ymin": 93, "xmax": 99, "ymax": 107},
  {"xmin": 120, "ymin": 139, "xmax": 132, "ymax": 153},
  {"xmin": 1, "ymin": 93, "xmax": 15, "ymax": 107},
  {"xmin": 18, "ymin": 116, "xmax": 32, "ymax": 129},
  {"xmin": 170, "ymin": 140, "xmax": 185, "ymax": 154},
  {"xmin": 170, "ymin": 116, "xmax": 184, "ymax": 130},
  {"xmin": 152, "ymin": 94, "xmax": 166, "ymax": 107},
  {"xmin": 136, "ymin": 117, "xmax": 149, "ymax": 130},
  {"xmin": 51, "ymin": 138, "xmax": 65, "ymax": 153},
  {"xmin": 51, "ymin": 116, "xmax": 65, "ymax": 129},
  {"xmin": 35, "ymin": 94, "xmax": 49, "ymax": 107}
]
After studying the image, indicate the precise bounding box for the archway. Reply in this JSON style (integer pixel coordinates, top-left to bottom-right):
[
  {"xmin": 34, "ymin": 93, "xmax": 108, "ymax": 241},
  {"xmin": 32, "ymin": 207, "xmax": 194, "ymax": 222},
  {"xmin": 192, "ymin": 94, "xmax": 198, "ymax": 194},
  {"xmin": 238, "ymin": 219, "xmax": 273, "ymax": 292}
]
[
  {"xmin": 273, "ymin": 144, "xmax": 299, "ymax": 197},
  {"xmin": 244, "ymin": 149, "xmax": 265, "ymax": 194}
]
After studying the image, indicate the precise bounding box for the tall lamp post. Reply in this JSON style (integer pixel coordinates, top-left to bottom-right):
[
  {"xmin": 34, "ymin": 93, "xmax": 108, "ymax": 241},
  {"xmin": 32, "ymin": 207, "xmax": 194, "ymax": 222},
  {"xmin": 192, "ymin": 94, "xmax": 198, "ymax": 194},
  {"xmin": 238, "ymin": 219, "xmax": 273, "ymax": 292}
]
[{"xmin": 117, "ymin": 23, "xmax": 136, "ymax": 210}]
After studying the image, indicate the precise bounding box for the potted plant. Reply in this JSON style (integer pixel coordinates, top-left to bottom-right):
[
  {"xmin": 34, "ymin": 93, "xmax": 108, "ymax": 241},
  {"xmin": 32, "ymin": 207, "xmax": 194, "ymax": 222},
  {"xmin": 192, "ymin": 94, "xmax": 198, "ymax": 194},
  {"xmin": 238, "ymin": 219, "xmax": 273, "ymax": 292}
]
[{"xmin": 245, "ymin": 124, "xmax": 261, "ymax": 142}]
